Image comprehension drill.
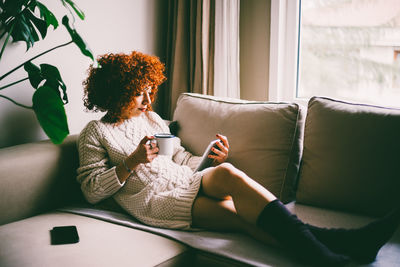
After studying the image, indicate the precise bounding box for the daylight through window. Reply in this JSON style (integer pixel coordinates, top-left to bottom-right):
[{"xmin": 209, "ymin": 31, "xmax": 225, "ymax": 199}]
[{"xmin": 298, "ymin": 0, "xmax": 400, "ymax": 107}]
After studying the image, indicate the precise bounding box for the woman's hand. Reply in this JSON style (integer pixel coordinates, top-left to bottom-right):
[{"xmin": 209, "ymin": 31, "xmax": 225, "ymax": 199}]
[
  {"xmin": 116, "ymin": 136, "xmax": 158, "ymax": 183},
  {"xmin": 209, "ymin": 134, "xmax": 229, "ymax": 166},
  {"xmin": 130, "ymin": 135, "xmax": 159, "ymax": 164}
]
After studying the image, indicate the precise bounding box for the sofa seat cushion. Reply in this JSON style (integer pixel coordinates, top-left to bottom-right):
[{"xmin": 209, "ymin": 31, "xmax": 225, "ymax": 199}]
[
  {"xmin": 287, "ymin": 202, "xmax": 400, "ymax": 266},
  {"xmin": 0, "ymin": 211, "xmax": 189, "ymax": 267},
  {"xmin": 173, "ymin": 93, "xmax": 305, "ymax": 203},
  {"xmin": 58, "ymin": 204, "xmax": 400, "ymax": 267},
  {"xmin": 296, "ymin": 97, "xmax": 400, "ymax": 216}
]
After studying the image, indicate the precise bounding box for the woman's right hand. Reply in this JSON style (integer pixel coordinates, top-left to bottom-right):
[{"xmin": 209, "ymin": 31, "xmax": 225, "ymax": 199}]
[
  {"xmin": 117, "ymin": 136, "xmax": 159, "ymax": 183},
  {"xmin": 130, "ymin": 135, "xmax": 159, "ymax": 164}
]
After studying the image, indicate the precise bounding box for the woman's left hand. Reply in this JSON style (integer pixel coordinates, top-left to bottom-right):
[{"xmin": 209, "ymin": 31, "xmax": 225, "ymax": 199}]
[{"xmin": 209, "ymin": 134, "xmax": 229, "ymax": 166}]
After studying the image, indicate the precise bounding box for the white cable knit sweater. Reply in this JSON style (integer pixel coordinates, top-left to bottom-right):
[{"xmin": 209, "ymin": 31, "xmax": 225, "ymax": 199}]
[{"xmin": 77, "ymin": 111, "xmax": 203, "ymax": 229}]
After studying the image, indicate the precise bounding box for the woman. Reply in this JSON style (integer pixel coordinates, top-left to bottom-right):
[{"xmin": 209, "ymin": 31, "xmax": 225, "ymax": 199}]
[{"xmin": 77, "ymin": 51, "xmax": 400, "ymax": 266}]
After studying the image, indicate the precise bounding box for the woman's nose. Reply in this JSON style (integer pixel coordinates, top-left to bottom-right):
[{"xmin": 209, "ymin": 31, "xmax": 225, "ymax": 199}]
[{"xmin": 143, "ymin": 92, "xmax": 152, "ymax": 105}]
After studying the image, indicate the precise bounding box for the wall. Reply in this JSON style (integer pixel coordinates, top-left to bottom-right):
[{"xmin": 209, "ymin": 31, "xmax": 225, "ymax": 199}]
[
  {"xmin": 0, "ymin": 0, "xmax": 272, "ymax": 148},
  {"xmin": 240, "ymin": 0, "xmax": 271, "ymax": 101},
  {"xmin": 0, "ymin": 0, "xmax": 168, "ymax": 148}
]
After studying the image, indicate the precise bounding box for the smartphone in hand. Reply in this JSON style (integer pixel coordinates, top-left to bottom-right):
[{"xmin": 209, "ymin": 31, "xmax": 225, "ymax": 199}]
[{"xmin": 194, "ymin": 139, "xmax": 219, "ymax": 172}]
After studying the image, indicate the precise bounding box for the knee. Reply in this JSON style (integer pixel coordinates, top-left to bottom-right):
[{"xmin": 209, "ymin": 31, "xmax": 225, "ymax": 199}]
[
  {"xmin": 214, "ymin": 163, "xmax": 244, "ymax": 185},
  {"xmin": 215, "ymin": 162, "xmax": 235, "ymax": 176},
  {"xmin": 203, "ymin": 163, "xmax": 248, "ymax": 198}
]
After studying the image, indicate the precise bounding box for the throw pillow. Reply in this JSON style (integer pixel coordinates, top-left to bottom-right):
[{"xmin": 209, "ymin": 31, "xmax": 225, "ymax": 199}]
[{"xmin": 173, "ymin": 93, "xmax": 305, "ymax": 203}]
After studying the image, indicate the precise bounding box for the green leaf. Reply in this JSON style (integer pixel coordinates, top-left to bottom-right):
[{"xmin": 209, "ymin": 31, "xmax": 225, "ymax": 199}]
[
  {"xmin": 7, "ymin": 8, "xmax": 47, "ymax": 50},
  {"xmin": 24, "ymin": 61, "xmax": 42, "ymax": 88},
  {"xmin": 3, "ymin": 1, "xmax": 53, "ymax": 51},
  {"xmin": 23, "ymin": 62, "xmax": 69, "ymax": 103},
  {"xmin": 36, "ymin": 1, "xmax": 58, "ymax": 29},
  {"xmin": 12, "ymin": 15, "xmax": 35, "ymax": 49},
  {"xmin": 62, "ymin": 16, "xmax": 93, "ymax": 60},
  {"xmin": 40, "ymin": 64, "xmax": 68, "ymax": 103},
  {"xmin": 61, "ymin": 0, "xmax": 85, "ymax": 20},
  {"xmin": 24, "ymin": 18, "xmax": 39, "ymax": 44},
  {"xmin": 33, "ymin": 85, "xmax": 69, "ymax": 144},
  {"xmin": 2, "ymin": 0, "xmax": 25, "ymax": 15},
  {"xmin": 26, "ymin": 8, "xmax": 48, "ymax": 39},
  {"xmin": 27, "ymin": 0, "xmax": 37, "ymax": 12},
  {"xmin": 40, "ymin": 64, "xmax": 62, "ymax": 82}
]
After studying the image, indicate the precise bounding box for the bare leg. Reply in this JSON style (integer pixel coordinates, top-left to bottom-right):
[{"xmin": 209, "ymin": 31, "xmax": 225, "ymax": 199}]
[
  {"xmin": 200, "ymin": 163, "xmax": 276, "ymax": 224},
  {"xmin": 192, "ymin": 195, "xmax": 279, "ymax": 246},
  {"xmin": 197, "ymin": 164, "xmax": 350, "ymax": 266}
]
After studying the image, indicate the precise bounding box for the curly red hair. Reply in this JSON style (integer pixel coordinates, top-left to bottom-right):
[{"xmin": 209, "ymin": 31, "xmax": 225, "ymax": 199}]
[{"xmin": 83, "ymin": 51, "xmax": 166, "ymax": 123}]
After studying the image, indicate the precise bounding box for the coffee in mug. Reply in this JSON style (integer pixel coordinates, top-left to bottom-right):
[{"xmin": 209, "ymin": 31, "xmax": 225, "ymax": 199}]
[{"xmin": 154, "ymin": 133, "xmax": 175, "ymax": 156}]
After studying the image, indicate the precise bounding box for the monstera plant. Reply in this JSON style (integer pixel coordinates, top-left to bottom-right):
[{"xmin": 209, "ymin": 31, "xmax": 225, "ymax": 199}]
[{"xmin": 0, "ymin": 0, "xmax": 94, "ymax": 144}]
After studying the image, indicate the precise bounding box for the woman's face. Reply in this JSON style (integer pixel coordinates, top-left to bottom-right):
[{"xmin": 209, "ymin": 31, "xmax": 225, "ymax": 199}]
[{"xmin": 121, "ymin": 87, "xmax": 153, "ymax": 119}]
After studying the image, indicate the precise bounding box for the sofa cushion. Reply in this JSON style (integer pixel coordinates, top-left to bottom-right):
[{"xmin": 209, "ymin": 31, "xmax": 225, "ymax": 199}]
[
  {"xmin": 0, "ymin": 211, "xmax": 190, "ymax": 267},
  {"xmin": 287, "ymin": 202, "xmax": 400, "ymax": 266},
  {"xmin": 296, "ymin": 97, "xmax": 400, "ymax": 216},
  {"xmin": 0, "ymin": 135, "xmax": 83, "ymax": 225},
  {"xmin": 61, "ymin": 204, "xmax": 400, "ymax": 267},
  {"xmin": 172, "ymin": 93, "xmax": 304, "ymax": 202}
]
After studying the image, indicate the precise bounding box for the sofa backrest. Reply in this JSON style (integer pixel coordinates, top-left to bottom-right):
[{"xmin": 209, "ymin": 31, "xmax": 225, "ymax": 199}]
[
  {"xmin": 173, "ymin": 93, "xmax": 305, "ymax": 203},
  {"xmin": 0, "ymin": 135, "xmax": 83, "ymax": 225},
  {"xmin": 296, "ymin": 97, "xmax": 400, "ymax": 217}
]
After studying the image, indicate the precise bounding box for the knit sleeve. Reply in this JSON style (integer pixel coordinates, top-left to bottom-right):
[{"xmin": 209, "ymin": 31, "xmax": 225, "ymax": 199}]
[
  {"xmin": 148, "ymin": 111, "xmax": 202, "ymax": 171},
  {"xmin": 76, "ymin": 121, "xmax": 124, "ymax": 204},
  {"xmin": 172, "ymin": 137, "xmax": 202, "ymax": 171}
]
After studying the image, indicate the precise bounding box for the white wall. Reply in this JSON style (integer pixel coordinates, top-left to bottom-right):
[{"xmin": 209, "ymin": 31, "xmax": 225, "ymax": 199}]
[{"xmin": 0, "ymin": 0, "xmax": 167, "ymax": 148}]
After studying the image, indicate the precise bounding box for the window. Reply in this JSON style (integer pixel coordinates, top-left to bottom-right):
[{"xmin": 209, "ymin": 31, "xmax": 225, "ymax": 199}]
[{"xmin": 270, "ymin": 0, "xmax": 400, "ymax": 108}]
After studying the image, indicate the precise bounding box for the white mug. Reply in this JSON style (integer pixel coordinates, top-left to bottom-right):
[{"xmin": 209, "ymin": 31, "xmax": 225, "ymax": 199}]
[{"xmin": 154, "ymin": 133, "xmax": 175, "ymax": 156}]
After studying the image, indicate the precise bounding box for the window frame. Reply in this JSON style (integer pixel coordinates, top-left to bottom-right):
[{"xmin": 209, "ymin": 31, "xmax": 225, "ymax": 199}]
[{"xmin": 270, "ymin": 0, "xmax": 400, "ymax": 108}]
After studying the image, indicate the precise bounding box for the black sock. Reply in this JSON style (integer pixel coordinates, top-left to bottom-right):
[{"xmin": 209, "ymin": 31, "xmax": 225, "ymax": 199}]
[
  {"xmin": 307, "ymin": 206, "xmax": 400, "ymax": 264},
  {"xmin": 256, "ymin": 199, "xmax": 350, "ymax": 266}
]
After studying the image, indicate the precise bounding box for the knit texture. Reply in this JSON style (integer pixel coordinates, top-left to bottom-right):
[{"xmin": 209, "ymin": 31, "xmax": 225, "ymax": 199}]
[{"xmin": 77, "ymin": 112, "xmax": 203, "ymax": 229}]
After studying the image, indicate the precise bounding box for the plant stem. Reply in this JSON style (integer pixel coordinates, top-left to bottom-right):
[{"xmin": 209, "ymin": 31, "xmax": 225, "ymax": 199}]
[
  {"xmin": 0, "ymin": 30, "xmax": 7, "ymax": 41},
  {"xmin": 0, "ymin": 94, "xmax": 33, "ymax": 109},
  {"xmin": 0, "ymin": 24, "xmax": 15, "ymax": 61},
  {"xmin": 0, "ymin": 77, "xmax": 29, "ymax": 90},
  {"xmin": 0, "ymin": 40, "xmax": 73, "ymax": 81}
]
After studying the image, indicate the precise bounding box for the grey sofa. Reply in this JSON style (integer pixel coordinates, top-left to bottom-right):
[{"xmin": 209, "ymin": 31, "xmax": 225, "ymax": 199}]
[{"xmin": 1, "ymin": 93, "xmax": 399, "ymax": 267}]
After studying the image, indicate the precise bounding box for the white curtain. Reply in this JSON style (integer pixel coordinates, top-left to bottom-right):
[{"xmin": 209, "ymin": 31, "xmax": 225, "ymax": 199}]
[
  {"xmin": 162, "ymin": 0, "xmax": 240, "ymax": 119},
  {"xmin": 213, "ymin": 0, "xmax": 240, "ymax": 98}
]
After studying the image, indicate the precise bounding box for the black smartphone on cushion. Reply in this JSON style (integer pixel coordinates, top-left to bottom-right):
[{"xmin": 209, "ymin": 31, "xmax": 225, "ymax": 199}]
[{"xmin": 50, "ymin": 225, "xmax": 79, "ymax": 245}]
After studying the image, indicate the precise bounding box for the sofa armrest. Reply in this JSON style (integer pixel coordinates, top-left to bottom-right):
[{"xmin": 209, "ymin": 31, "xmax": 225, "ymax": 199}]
[{"xmin": 0, "ymin": 135, "xmax": 83, "ymax": 225}]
